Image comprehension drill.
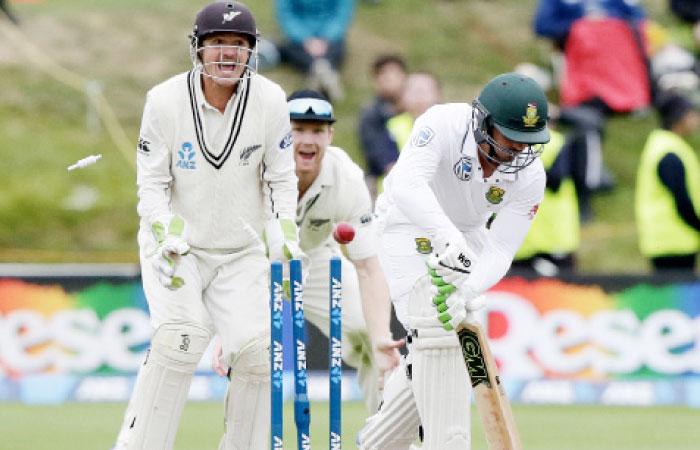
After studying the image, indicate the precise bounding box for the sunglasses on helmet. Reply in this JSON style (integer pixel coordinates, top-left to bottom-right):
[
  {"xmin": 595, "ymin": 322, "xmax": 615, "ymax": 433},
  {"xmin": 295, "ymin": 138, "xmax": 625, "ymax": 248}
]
[{"xmin": 288, "ymin": 98, "xmax": 334, "ymax": 120}]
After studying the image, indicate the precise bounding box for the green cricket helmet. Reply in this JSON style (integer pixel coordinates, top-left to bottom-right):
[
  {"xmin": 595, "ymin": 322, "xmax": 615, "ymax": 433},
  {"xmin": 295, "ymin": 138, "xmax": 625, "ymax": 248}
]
[{"xmin": 473, "ymin": 73, "xmax": 550, "ymax": 173}]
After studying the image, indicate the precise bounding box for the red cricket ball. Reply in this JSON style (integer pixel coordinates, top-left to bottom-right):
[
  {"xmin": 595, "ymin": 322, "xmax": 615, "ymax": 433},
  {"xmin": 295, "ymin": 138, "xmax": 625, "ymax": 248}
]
[{"xmin": 333, "ymin": 221, "xmax": 355, "ymax": 244}]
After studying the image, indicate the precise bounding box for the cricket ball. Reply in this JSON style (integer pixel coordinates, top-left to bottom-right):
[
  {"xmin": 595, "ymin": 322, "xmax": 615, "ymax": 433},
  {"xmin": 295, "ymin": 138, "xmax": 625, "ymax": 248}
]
[{"xmin": 333, "ymin": 222, "xmax": 355, "ymax": 244}]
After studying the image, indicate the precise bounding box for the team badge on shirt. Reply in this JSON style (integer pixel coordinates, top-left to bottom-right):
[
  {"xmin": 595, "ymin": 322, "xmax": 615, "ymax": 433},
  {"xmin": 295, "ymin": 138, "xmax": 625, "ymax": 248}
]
[
  {"xmin": 528, "ymin": 204, "xmax": 539, "ymax": 220},
  {"xmin": 137, "ymin": 137, "xmax": 151, "ymax": 156},
  {"xmin": 415, "ymin": 238, "xmax": 433, "ymax": 254},
  {"xmin": 176, "ymin": 142, "xmax": 196, "ymax": 170},
  {"xmin": 279, "ymin": 132, "xmax": 293, "ymax": 150},
  {"xmin": 412, "ymin": 127, "xmax": 435, "ymax": 147},
  {"xmin": 239, "ymin": 144, "xmax": 261, "ymax": 166},
  {"xmin": 453, "ymin": 156, "xmax": 473, "ymax": 181},
  {"xmin": 485, "ymin": 186, "xmax": 505, "ymax": 204}
]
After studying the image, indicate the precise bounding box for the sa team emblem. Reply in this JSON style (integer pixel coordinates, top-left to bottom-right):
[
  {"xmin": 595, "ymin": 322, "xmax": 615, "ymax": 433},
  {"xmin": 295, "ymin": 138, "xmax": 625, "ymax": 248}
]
[
  {"xmin": 415, "ymin": 238, "xmax": 433, "ymax": 254},
  {"xmin": 522, "ymin": 103, "xmax": 539, "ymax": 127},
  {"xmin": 485, "ymin": 186, "xmax": 505, "ymax": 204},
  {"xmin": 454, "ymin": 156, "xmax": 473, "ymax": 181}
]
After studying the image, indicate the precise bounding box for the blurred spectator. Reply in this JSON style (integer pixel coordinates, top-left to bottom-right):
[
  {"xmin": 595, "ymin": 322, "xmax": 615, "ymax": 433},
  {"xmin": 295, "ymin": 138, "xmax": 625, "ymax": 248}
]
[
  {"xmin": 670, "ymin": 0, "xmax": 700, "ymax": 49},
  {"xmin": 357, "ymin": 54, "xmax": 407, "ymax": 200},
  {"xmin": 534, "ymin": 0, "xmax": 646, "ymax": 50},
  {"xmin": 0, "ymin": 0, "xmax": 18, "ymax": 23},
  {"xmin": 386, "ymin": 72, "xmax": 442, "ymax": 150},
  {"xmin": 635, "ymin": 91, "xmax": 700, "ymax": 274},
  {"xmin": 513, "ymin": 127, "xmax": 580, "ymax": 276},
  {"xmin": 275, "ymin": 0, "xmax": 355, "ymax": 101},
  {"xmin": 534, "ymin": 0, "xmax": 653, "ymax": 221}
]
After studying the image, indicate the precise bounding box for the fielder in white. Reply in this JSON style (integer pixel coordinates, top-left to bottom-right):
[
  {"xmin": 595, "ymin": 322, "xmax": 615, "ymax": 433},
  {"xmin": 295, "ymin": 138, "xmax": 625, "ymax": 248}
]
[
  {"xmin": 357, "ymin": 73, "xmax": 550, "ymax": 449},
  {"xmin": 213, "ymin": 89, "xmax": 404, "ymax": 413},
  {"xmin": 113, "ymin": 2, "xmax": 306, "ymax": 450}
]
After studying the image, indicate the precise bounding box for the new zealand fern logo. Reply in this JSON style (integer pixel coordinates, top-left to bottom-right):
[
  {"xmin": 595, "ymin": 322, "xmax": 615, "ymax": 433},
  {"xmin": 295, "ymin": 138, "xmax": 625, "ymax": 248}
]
[
  {"xmin": 176, "ymin": 142, "xmax": 196, "ymax": 170},
  {"xmin": 522, "ymin": 103, "xmax": 539, "ymax": 128}
]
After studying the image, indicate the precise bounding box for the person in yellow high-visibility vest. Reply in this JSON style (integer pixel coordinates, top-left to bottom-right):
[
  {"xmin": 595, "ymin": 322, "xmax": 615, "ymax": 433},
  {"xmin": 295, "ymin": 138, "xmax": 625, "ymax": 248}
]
[
  {"xmin": 512, "ymin": 127, "xmax": 580, "ymax": 274},
  {"xmin": 379, "ymin": 72, "xmax": 441, "ymax": 193},
  {"xmin": 636, "ymin": 91, "xmax": 700, "ymax": 273}
]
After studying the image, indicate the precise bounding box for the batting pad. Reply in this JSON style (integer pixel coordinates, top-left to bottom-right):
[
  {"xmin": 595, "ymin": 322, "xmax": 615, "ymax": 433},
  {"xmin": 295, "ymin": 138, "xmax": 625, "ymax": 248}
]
[
  {"xmin": 124, "ymin": 323, "xmax": 210, "ymax": 450},
  {"xmin": 219, "ymin": 334, "xmax": 271, "ymax": 450},
  {"xmin": 357, "ymin": 359, "xmax": 421, "ymax": 450},
  {"xmin": 407, "ymin": 275, "xmax": 471, "ymax": 450}
]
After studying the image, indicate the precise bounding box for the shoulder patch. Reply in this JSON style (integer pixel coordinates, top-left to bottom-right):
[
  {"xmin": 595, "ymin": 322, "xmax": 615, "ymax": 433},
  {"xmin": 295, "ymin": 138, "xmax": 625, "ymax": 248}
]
[
  {"xmin": 279, "ymin": 132, "xmax": 293, "ymax": 150},
  {"xmin": 412, "ymin": 126, "xmax": 435, "ymax": 147}
]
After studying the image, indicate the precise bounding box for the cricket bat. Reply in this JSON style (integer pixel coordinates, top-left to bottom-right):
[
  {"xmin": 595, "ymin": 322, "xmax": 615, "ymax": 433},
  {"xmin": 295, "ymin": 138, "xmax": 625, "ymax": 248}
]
[{"xmin": 457, "ymin": 319, "xmax": 522, "ymax": 450}]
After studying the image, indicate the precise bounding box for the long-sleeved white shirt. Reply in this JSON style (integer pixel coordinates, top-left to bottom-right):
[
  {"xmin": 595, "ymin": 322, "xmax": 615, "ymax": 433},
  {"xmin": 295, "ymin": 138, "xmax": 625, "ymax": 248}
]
[
  {"xmin": 377, "ymin": 103, "xmax": 546, "ymax": 293},
  {"xmin": 136, "ymin": 70, "xmax": 297, "ymax": 252}
]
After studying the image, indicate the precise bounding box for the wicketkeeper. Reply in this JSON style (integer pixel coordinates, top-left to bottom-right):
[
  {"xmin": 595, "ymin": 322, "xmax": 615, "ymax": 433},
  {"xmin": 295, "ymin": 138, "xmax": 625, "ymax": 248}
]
[
  {"xmin": 112, "ymin": 2, "xmax": 305, "ymax": 449},
  {"xmin": 357, "ymin": 73, "xmax": 550, "ymax": 449}
]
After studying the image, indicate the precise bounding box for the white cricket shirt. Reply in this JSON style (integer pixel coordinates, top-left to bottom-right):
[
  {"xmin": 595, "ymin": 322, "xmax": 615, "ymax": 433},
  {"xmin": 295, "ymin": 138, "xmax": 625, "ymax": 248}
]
[
  {"xmin": 136, "ymin": 70, "xmax": 298, "ymax": 251},
  {"xmin": 378, "ymin": 103, "xmax": 546, "ymax": 293}
]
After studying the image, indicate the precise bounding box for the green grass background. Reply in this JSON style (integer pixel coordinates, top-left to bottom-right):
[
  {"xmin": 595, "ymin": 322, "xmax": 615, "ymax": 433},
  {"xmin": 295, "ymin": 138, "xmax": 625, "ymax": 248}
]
[
  {"xmin": 0, "ymin": 0, "xmax": 697, "ymax": 272},
  {"xmin": 1, "ymin": 401, "xmax": 699, "ymax": 449}
]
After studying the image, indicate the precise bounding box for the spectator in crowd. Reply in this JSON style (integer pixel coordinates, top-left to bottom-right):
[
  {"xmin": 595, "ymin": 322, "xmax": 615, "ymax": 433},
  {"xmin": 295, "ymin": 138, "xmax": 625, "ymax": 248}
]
[
  {"xmin": 513, "ymin": 125, "xmax": 580, "ymax": 275},
  {"xmin": 670, "ymin": 0, "xmax": 700, "ymax": 49},
  {"xmin": 386, "ymin": 72, "xmax": 442, "ymax": 150},
  {"xmin": 534, "ymin": 0, "xmax": 646, "ymax": 50},
  {"xmin": 534, "ymin": 0, "xmax": 651, "ymax": 222},
  {"xmin": 275, "ymin": 0, "xmax": 355, "ymax": 101},
  {"xmin": 357, "ymin": 54, "xmax": 408, "ymax": 200},
  {"xmin": 636, "ymin": 91, "xmax": 700, "ymax": 274}
]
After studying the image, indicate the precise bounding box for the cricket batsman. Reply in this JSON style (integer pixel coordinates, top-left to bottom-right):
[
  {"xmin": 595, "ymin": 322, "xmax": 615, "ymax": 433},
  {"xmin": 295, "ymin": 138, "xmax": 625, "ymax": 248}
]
[{"xmin": 357, "ymin": 73, "xmax": 550, "ymax": 449}]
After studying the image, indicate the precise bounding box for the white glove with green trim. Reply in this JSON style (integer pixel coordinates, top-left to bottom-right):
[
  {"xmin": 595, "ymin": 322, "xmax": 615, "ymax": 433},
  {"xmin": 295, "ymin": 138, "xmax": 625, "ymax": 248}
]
[
  {"xmin": 427, "ymin": 266, "xmax": 485, "ymax": 331},
  {"xmin": 425, "ymin": 233, "xmax": 477, "ymax": 287},
  {"xmin": 151, "ymin": 215, "xmax": 190, "ymax": 290},
  {"xmin": 263, "ymin": 218, "xmax": 309, "ymax": 289}
]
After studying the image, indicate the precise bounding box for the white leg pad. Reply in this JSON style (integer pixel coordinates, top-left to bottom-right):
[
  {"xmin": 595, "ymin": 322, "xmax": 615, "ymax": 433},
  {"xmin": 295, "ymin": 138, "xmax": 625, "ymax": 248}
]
[
  {"xmin": 218, "ymin": 334, "xmax": 271, "ymax": 450},
  {"xmin": 124, "ymin": 323, "xmax": 211, "ymax": 450},
  {"xmin": 357, "ymin": 358, "xmax": 421, "ymax": 450},
  {"xmin": 408, "ymin": 275, "xmax": 471, "ymax": 450}
]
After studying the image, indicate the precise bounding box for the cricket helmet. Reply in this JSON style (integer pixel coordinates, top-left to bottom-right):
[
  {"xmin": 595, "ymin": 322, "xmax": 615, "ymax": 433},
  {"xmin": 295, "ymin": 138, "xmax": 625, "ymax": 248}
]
[
  {"xmin": 287, "ymin": 89, "xmax": 336, "ymax": 123},
  {"xmin": 472, "ymin": 73, "xmax": 550, "ymax": 173},
  {"xmin": 189, "ymin": 2, "xmax": 259, "ymax": 79}
]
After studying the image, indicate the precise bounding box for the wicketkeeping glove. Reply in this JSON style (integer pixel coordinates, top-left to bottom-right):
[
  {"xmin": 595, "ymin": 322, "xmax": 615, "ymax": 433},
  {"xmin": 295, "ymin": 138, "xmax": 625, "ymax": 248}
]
[
  {"xmin": 263, "ymin": 218, "xmax": 310, "ymax": 286},
  {"xmin": 151, "ymin": 215, "xmax": 190, "ymax": 290}
]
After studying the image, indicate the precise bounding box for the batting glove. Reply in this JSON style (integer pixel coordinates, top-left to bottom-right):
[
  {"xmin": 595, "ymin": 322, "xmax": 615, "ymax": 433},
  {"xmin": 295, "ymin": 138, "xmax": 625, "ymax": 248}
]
[
  {"xmin": 429, "ymin": 272, "xmax": 485, "ymax": 331},
  {"xmin": 151, "ymin": 215, "xmax": 190, "ymax": 290},
  {"xmin": 425, "ymin": 234, "xmax": 477, "ymax": 287}
]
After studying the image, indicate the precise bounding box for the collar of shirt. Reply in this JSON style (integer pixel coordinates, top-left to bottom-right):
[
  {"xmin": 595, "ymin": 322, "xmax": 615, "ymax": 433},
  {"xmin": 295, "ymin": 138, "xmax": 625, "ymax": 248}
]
[{"xmin": 195, "ymin": 73, "xmax": 238, "ymax": 113}]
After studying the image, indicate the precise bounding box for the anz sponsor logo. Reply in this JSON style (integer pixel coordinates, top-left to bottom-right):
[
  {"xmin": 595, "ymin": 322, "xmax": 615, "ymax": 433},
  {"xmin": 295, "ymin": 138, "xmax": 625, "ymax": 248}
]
[
  {"xmin": 454, "ymin": 156, "xmax": 473, "ymax": 181},
  {"xmin": 279, "ymin": 132, "xmax": 293, "ymax": 150},
  {"xmin": 176, "ymin": 142, "xmax": 196, "ymax": 170}
]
